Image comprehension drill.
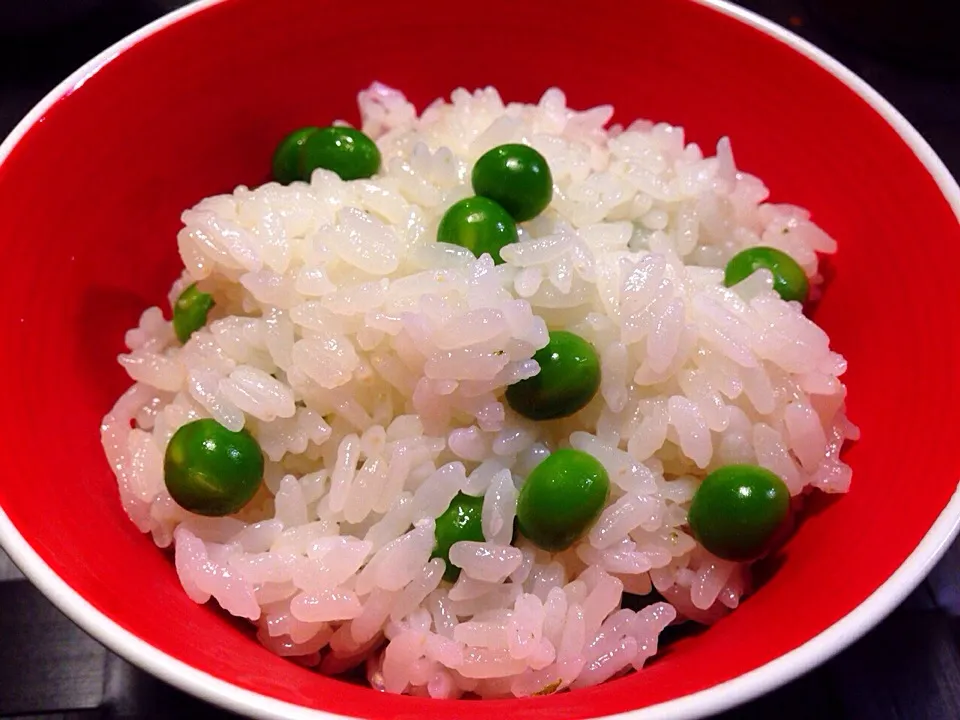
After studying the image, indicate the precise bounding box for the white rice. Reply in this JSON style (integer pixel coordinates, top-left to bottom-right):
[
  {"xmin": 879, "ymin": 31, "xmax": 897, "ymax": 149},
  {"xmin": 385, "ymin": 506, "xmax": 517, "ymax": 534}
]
[{"xmin": 100, "ymin": 82, "xmax": 857, "ymax": 698}]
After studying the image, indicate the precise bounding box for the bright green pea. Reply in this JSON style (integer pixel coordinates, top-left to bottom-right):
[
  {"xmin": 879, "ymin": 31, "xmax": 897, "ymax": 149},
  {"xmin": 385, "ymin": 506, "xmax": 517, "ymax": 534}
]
[
  {"xmin": 506, "ymin": 330, "xmax": 601, "ymax": 421},
  {"xmin": 687, "ymin": 464, "xmax": 790, "ymax": 562},
  {"xmin": 724, "ymin": 246, "xmax": 809, "ymax": 303},
  {"xmin": 299, "ymin": 126, "xmax": 381, "ymax": 181},
  {"xmin": 437, "ymin": 196, "xmax": 518, "ymax": 264},
  {"xmin": 472, "ymin": 143, "xmax": 553, "ymax": 222},
  {"xmin": 272, "ymin": 127, "xmax": 319, "ymax": 184},
  {"xmin": 431, "ymin": 492, "xmax": 485, "ymax": 582},
  {"xmin": 172, "ymin": 283, "xmax": 214, "ymax": 344},
  {"xmin": 517, "ymin": 449, "xmax": 609, "ymax": 552},
  {"xmin": 164, "ymin": 419, "xmax": 264, "ymax": 517}
]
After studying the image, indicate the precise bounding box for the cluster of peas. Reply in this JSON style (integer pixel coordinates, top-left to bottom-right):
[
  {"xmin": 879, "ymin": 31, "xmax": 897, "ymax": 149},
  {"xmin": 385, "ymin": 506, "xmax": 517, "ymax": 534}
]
[{"xmin": 162, "ymin": 123, "xmax": 814, "ymax": 573}]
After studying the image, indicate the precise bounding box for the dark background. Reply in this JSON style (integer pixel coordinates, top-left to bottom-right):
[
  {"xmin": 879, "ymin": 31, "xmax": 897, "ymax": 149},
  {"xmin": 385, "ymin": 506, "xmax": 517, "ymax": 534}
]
[{"xmin": 1, "ymin": 1, "xmax": 959, "ymax": 718}]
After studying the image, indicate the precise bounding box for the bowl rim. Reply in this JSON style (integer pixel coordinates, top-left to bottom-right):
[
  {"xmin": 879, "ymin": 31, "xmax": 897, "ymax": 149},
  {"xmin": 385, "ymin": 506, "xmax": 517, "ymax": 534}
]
[{"xmin": 1, "ymin": 0, "xmax": 960, "ymax": 718}]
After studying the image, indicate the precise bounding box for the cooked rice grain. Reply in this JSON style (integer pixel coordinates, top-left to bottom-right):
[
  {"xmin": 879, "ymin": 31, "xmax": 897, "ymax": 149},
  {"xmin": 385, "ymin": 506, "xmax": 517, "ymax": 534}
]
[{"xmin": 100, "ymin": 83, "xmax": 856, "ymax": 698}]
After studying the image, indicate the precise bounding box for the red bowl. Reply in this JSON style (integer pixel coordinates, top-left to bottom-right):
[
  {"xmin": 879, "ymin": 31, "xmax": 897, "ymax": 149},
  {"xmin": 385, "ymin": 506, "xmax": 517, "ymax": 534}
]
[{"xmin": 0, "ymin": 0, "xmax": 958, "ymax": 718}]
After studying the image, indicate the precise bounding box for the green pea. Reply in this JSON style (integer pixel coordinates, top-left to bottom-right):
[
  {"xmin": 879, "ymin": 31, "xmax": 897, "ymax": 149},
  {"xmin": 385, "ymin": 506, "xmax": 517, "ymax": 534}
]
[
  {"xmin": 436, "ymin": 197, "xmax": 518, "ymax": 264},
  {"xmin": 431, "ymin": 491, "xmax": 485, "ymax": 582},
  {"xmin": 299, "ymin": 126, "xmax": 381, "ymax": 181},
  {"xmin": 724, "ymin": 246, "xmax": 809, "ymax": 303},
  {"xmin": 164, "ymin": 419, "xmax": 264, "ymax": 517},
  {"xmin": 272, "ymin": 127, "xmax": 319, "ymax": 184},
  {"xmin": 506, "ymin": 330, "xmax": 601, "ymax": 421},
  {"xmin": 516, "ymin": 449, "xmax": 609, "ymax": 552},
  {"xmin": 172, "ymin": 283, "xmax": 214, "ymax": 344},
  {"xmin": 472, "ymin": 144, "xmax": 553, "ymax": 222},
  {"xmin": 687, "ymin": 464, "xmax": 790, "ymax": 562}
]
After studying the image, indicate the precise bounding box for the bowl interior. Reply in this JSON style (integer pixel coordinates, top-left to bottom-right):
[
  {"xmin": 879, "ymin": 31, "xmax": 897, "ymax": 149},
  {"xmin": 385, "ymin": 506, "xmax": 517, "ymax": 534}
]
[{"xmin": 0, "ymin": 0, "xmax": 958, "ymax": 718}]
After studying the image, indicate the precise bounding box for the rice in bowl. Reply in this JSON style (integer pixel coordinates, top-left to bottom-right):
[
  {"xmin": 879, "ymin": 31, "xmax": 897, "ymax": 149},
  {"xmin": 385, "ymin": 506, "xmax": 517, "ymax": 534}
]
[{"xmin": 100, "ymin": 83, "xmax": 857, "ymax": 698}]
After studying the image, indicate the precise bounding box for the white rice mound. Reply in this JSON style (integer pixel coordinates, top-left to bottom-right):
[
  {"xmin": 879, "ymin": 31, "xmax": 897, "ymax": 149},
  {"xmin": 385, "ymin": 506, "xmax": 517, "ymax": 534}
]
[{"xmin": 100, "ymin": 83, "xmax": 858, "ymax": 698}]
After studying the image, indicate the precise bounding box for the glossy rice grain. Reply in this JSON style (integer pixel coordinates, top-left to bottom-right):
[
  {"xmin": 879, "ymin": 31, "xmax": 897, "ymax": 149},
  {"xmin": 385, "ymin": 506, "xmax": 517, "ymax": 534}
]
[{"xmin": 101, "ymin": 83, "xmax": 856, "ymax": 699}]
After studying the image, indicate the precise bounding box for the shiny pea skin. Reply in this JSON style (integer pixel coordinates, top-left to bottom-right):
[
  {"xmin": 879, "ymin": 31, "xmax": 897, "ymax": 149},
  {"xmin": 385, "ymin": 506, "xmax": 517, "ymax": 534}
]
[
  {"xmin": 432, "ymin": 492, "xmax": 485, "ymax": 582},
  {"xmin": 172, "ymin": 283, "xmax": 214, "ymax": 344},
  {"xmin": 472, "ymin": 143, "xmax": 553, "ymax": 222},
  {"xmin": 687, "ymin": 464, "xmax": 790, "ymax": 562},
  {"xmin": 299, "ymin": 126, "xmax": 381, "ymax": 181},
  {"xmin": 724, "ymin": 246, "xmax": 809, "ymax": 303},
  {"xmin": 272, "ymin": 126, "xmax": 319, "ymax": 184},
  {"xmin": 506, "ymin": 330, "xmax": 600, "ymax": 420},
  {"xmin": 437, "ymin": 196, "xmax": 518, "ymax": 264},
  {"xmin": 164, "ymin": 419, "xmax": 264, "ymax": 517},
  {"xmin": 516, "ymin": 449, "xmax": 609, "ymax": 552}
]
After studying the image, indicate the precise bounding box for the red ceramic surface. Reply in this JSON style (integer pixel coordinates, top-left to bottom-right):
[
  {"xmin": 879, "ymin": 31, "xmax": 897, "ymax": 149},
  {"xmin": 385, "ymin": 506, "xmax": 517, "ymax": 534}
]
[{"xmin": 0, "ymin": 0, "xmax": 958, "ymax": 718}]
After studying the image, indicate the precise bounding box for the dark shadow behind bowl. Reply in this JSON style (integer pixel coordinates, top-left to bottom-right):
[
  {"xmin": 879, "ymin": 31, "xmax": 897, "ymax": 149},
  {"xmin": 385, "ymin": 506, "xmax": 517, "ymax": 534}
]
[
  {"xmin": 804, "ymin": 0, "xmax": 960, "ymax": 75},
  {"xmin": 0, "ymin": 0, "xmax": 113, "ymax": 35}
]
